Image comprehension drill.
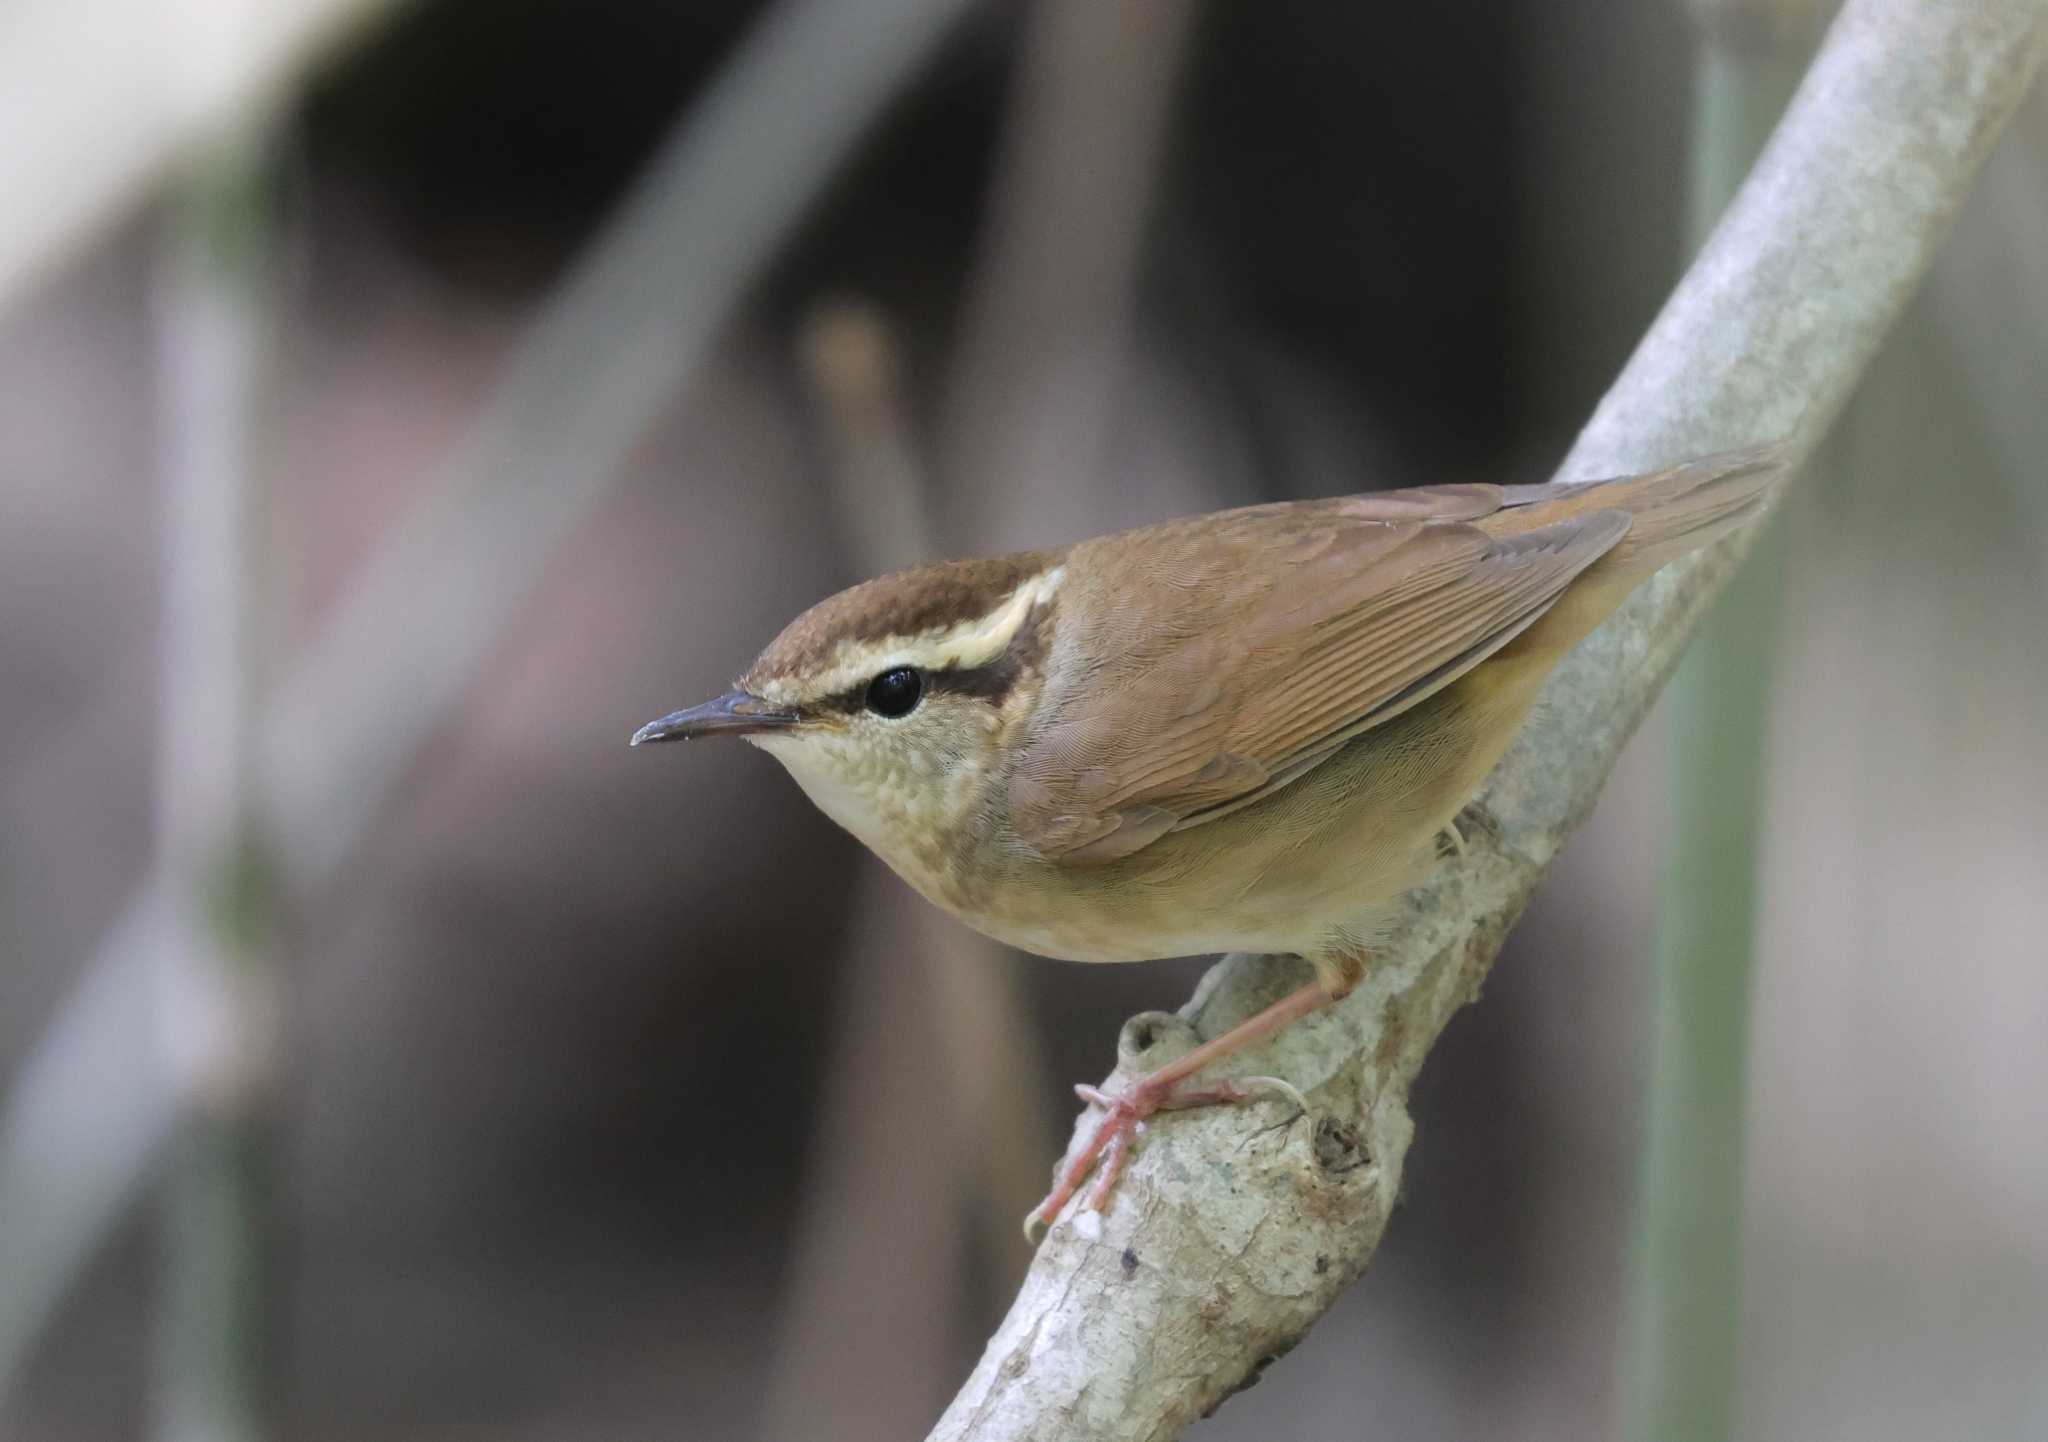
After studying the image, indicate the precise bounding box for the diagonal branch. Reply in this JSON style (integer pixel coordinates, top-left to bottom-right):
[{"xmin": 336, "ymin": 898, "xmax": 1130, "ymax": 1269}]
[{"xmin": 929, "ymin": 2, "xmax": 2048, "ymax": 1438}]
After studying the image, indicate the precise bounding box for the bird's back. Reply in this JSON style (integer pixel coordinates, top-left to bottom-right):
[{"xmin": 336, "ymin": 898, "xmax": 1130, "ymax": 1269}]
[{"xmin": 945, "ymin": 446, "xmax": 1788, "ymax": 969}]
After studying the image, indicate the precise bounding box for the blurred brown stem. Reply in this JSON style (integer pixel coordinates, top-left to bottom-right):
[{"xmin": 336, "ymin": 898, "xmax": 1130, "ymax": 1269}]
[
  {"xmin": 937, "ymin": 0, "xmax": 1199, "ymax": 541},
  {"xmin": 763, "ymin": 0, "xmax": 1202, "ymax": 1404},
  {"xmin": 795, "ymin": 297, "xmax": 1059, "ymax": 1256},
  {"xmin": 931, "ymin": 2, "xmax": 2048, "ymax": 1437},
  {"xmin": 756, "ymin": 300, "xmax": 1060, "ymax": 1440}
]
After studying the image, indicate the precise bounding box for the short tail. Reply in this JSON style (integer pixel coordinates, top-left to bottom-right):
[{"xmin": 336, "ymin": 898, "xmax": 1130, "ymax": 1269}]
[
  {"xmin": 1488, "ymin": 441, "xmax": 1792, "ymax": 582},
  {"xmin": 1478, "ymin": 441, "xmax": 1793, "ymax": 666}
]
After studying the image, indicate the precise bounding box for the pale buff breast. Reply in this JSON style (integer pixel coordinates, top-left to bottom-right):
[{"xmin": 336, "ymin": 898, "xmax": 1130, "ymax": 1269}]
[
  {"xmin": 936, "ymin": 667, "xmax": 1541, "ymax": 967},
  {"xmin": 755, "ymin": 652, "xmax": 1542, "ymax": 971}
]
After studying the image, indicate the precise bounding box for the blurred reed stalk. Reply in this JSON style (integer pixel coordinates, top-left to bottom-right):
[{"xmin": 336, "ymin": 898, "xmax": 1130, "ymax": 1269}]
[
  {"xmin": 0, "ymin": 0, "xmax": 978, "ymax": 1404},
  {"xmin": 937, "ymin": 0, "xmax": 1200, "ymax": 540},
  {"xmin": 1622, "ymin": 5, "xmax": 1817, "ymax": 1440},
  {"xmin": 933, "ymin": 0, "xmax": 1198, "ymax": 1230},
  {"xmin": 148, "ymin": 132, "xmax": 285, "ymax": 1442},
  {"xmin": 794, "ymin": 297, "xmax": 1059, "ymax": 1257},
  {"xmin": 753, "ymin": 301, "xmax": 999, "ymax": 1440},
  {"xmin": 758, "ymin": 0, "xmax": 1200, "ymax": 1417}
]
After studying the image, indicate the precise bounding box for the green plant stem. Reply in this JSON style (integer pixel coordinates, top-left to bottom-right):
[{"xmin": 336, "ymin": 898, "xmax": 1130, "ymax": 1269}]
[
  {"xmin": 1621, "ymin": 30, "xmax": 1809, "ymax": 1442},
  {"xmin": 151, "ymin": 134, "xmax": 281, "ymax": 1442}
]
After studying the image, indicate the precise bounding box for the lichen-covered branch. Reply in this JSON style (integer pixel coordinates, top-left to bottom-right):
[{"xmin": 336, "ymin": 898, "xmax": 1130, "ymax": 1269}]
[{"xmin": 930, "ymin": 3, "xmax": 2048, "ymax": 1438}]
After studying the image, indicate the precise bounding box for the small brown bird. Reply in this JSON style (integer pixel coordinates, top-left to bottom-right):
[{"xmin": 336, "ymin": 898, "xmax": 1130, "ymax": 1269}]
[{"xmin": 633, "ymin": 445, "xmax": 1785, "ymax": 1237}]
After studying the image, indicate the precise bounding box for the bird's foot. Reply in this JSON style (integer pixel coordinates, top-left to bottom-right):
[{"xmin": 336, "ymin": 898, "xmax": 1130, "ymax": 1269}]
[
  {"xmin": 1435, "ymin": 801, "xmax": 1501, "ymax": 859},
  {"xmin": 1022, "ymin": 1070, "xmax": 1306, "ymax": 1242},
  {"xmin": 1022, "ymin": 978, "xmax": 1334, "ymax": 1243}
]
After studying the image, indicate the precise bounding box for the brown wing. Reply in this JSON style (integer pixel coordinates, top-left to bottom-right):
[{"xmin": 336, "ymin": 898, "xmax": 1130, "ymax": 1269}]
[{"xmin": 1009, "ymin": 491, "xmax": 1631, "ymax": 864}]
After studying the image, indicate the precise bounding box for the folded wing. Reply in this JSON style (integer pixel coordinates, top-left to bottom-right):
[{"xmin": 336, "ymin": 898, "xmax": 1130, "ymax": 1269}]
[{"xmin": 1010, "ymin": 491, "xmax": 1631, "ymax": 864}]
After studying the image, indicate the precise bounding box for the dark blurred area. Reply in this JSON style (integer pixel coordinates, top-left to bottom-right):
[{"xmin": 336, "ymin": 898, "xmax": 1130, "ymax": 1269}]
[{"xmin": 4, "ymin": 2, "xmax": 2045, "ymax": 1440}]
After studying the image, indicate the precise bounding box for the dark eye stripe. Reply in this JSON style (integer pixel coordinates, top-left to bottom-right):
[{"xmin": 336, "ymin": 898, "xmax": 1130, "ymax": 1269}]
[
  {"xmin": 812, "ymin": 661, "xmax": 1002, "ymax": 714},
  {"xmin": 925, "ymin": 656, "xmax": 1022, "ymax": 705},
  {"xmin": 814, "ymin": 685, "xmax": 870, "ymax": 716}
]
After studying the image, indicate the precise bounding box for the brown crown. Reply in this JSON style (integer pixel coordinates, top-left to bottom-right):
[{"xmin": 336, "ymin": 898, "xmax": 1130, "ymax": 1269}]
[{"xmin": 743, "ymin": 549, "xmax": 1059, "ymax": 690}]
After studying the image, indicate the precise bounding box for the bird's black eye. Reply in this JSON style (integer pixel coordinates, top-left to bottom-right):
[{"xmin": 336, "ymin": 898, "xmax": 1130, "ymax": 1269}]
[{"xmin": 864, "ymin": 666, "xmax": 923, "ymax": 718}]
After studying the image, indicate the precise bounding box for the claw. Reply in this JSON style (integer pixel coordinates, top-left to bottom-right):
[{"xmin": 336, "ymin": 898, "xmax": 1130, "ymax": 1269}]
[
  {"xmin": 1235, "ymin": 1074, "xmax": 1310, "ymax": 1116},
  {"xmin": 1021, "ymin": 979, "xmax": 1342, "ymax": 1244},
  {"xmin": 1025, "ymin": 1070, "xmax": 1302, "ymax": 1239}
]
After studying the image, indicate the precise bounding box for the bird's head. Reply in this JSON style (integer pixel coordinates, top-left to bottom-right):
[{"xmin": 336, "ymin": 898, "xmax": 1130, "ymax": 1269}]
[{"xmin": 632, "ymin": 551, "xmax": 1065, "ymax": 861}]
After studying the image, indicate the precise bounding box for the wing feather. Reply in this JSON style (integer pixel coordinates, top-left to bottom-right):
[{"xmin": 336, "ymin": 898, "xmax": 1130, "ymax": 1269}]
[{"xmin": 1011, "ymin": 494, "xmax": 1631, "ymax": 865}]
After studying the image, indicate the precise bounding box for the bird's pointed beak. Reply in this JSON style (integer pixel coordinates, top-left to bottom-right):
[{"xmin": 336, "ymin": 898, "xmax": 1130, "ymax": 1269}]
[{"xmin": 630, "ymin": 689, "xmax": 801, "ymax": 745}]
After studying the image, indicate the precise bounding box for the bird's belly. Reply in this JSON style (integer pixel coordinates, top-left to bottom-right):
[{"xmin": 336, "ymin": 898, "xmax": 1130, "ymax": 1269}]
[
  {"xmin": 944, "ymin": 675, "xmax": 1535, "ymax": 965},
  {"xmin": 954, "ymin": 839, "xmax": 1425, "ymax": 963},
  {"xmin": 948, "ymin": 800, "xmax": 1438, "ymax": 965},
  {"xmin": 956, "ymin": 897, "xmax": 1287, "ymax": 965}
]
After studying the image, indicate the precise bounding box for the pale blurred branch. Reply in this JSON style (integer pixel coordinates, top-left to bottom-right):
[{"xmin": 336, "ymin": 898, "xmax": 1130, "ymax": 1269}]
[
  {"xmin": 0, "ymin": 0, "xmax": 401, "ymax": 312},
  {"xmin": 1620, "ymin": 5, "xmax": 1815, "ymax": 1440},
  {"xmin": 931, "ymin": 2, "xmax": 2048, "ymax": 1437},
  {"xmin": 0, "ymin": 0, "xmax": 980, "ymax": 1401},
  {"xmin": 257, "ymin": 0, "xmax": 980, "ymax": 887}
]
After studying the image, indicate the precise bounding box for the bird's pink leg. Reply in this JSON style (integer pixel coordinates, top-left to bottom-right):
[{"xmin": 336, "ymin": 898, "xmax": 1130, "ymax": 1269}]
[{"xmin": 1025, "ymin": 978, "xmax": 1339, "ymax": 1239}]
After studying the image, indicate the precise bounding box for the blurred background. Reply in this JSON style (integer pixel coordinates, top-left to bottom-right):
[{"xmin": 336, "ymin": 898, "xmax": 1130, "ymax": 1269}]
[{"xmin": 2, "ymin": 1, "xmax": 2045, "ymax": 1439}]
